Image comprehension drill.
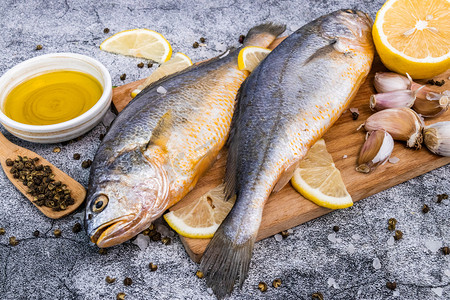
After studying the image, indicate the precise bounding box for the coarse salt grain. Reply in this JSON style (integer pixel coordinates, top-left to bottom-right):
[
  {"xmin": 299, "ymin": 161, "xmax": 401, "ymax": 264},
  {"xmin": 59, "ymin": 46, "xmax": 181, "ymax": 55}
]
[
  {"xmin": 352, "ymin": 234, "xmax": 361, "ymax": 241},
  {"xmin": 342, "ymin": 155, "xmax": 348, "ymax": 159},
  {"xmin": 347, "ymin": 243, "xmax": 356, "ymax": 254},
  {"xmin": 327, "ymin": 233, "xmax": 337, "ymax": 243},
  {"xmin": 373, "ymin": 257, "xmax": 381, "ymax": 270},
  {"xmin": 393, "ymin": 290, "xmax": 400, "ymax": 297},
  {"xmin": 327, "ymin": 277, "xmax": 339, "ymax": 289},
  {"xmin": 157, "ymin": 86, "xmax": 167, "ymax": 94},
  {"xmin": 425, "ymin": 239, "xmax": 442, "ymax": 252},
  {"xmin": 207, "ymin": 288, "xmax": 213, "ymax": 295},
  {"xmin": 431, "ymin": 287, "xmax": 443, "ymax": 297},
  {"xmin": 274, "ymin": 234, "xmax": 283, "ymax": 242},
  {"xmin": 349, "ymin": 107, "xmax": 359, "ymax": 114},
  {"xmin": 387, "ymin": 236, "xmax": 395, "ymax": 246},
  {"xmin": 388, "ymin": 157, "xmax": 400, "ymax": 164},
  {"xmin": 287, "ymin": 229, "xmax": 294, "ymax": 234},
  {"xmin": 132, "ymin": 234, "xmax": 150, "ymax": 251},
  {"xmin": 444, "ymin": 269, "xmax": 450, "ymax": 277}
]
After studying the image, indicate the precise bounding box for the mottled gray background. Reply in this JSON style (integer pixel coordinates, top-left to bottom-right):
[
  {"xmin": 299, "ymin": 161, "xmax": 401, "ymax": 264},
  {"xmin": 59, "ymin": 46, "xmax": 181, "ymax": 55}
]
[{"xmin": 0, "ymin": 0, "xmax": 449, "ymax": 299}]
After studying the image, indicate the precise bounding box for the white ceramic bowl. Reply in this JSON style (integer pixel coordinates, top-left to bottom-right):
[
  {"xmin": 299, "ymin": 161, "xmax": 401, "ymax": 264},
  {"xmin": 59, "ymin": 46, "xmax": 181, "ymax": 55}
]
[{"xmin": 0, "ymin": 53, "xmax": 112, "ymax": 143}]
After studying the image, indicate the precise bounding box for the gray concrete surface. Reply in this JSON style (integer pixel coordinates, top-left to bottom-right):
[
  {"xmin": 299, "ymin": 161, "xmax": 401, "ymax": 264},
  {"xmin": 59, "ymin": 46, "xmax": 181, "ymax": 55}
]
[{"xmin": 0, "ymin": 0, "xmax": 449, "ymax": 299}]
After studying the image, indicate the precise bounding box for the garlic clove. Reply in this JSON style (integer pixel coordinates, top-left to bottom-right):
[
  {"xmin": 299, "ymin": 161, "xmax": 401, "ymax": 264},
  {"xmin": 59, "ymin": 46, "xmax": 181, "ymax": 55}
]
[
  {"xmin": 413, "ymin": 91, "xmax": 449, "ymax": 117},
  {"xmin": 374, "ymin": 72, "xmax": 411, "ymax": 93},
  {"xmin": 423, "ymin": 121, "xmax": 450, "ymax": 156},
  {"xmin": 356, "ymin": 130, "xmax": 394, "ymax": 173},
  {"xmin": 363, "ymin": 107, "xmax": 424, "ymax": 148},
  {"xmin": 370, "ymin": 90, "xmax": 416, "ymax": 111}
]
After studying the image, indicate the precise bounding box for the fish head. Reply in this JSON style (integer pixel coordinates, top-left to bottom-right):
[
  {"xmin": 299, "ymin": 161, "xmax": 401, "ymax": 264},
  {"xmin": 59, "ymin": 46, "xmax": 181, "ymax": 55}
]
[
  {"xmin": 85, "ymin": 149, "xmax": 169, "ymax": 248},
  {"xmin": 320, "ymin": 9, "xmax": 373, "ymax": 51}
]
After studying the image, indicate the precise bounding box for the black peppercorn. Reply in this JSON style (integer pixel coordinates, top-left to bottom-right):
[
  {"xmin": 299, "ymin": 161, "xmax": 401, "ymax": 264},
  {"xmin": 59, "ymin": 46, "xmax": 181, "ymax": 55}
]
[
  {"xmin": 120, "ymin": 73, "xmax": 127, "ymax": 81},
  {"xmin": 103, "ymin": 28, "xmax": 110, "ymax": 34},
  {"xmin": 33, "ymin": 230, "xmax": 40, "ymax": 237},
  {"xmin": 149, "ymin": 262, "xmax": 158, "ymax": 271},
  {"xmin": 123, "ymin": 277, "xmax": 132, "ymax": 286},
  {"xmin": 422, "ymin": 204, "xmax": 430, "ymax": 213},
  {"xmin": 72, "ymin": 223, "xmax": 82, "ymax": 233},
  {"xmin": 193, "ymin": 42, "xmax": 199, "ymax": 48},
  {"xmin": 239, "ymin": 35, "xmax": 245, "ymax": 44},
  {"xmin": 386, "ymin": 282, "xmax": 397, "ymax": 290},
  {"xmin": 333, "ymin": 225, "xmax": 339, "ymax": 232},
  {"xmin": 137, "ymin": 62, "xmax": 144, "ymax": 68}
]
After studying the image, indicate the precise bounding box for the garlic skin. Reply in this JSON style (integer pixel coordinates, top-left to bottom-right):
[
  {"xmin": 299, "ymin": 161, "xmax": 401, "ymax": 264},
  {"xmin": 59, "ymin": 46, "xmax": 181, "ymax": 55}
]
[
  {"xmin": 413, "ymin": 91, "xmax": 449, "ymax": 118},
  {"xmin": 370, "ymin": 90, "xmax": 416, "ymax": 111},
  {"xmin": 363, "ymin": 107, "xmax": 424, "ymax": 148},
  {"xmin": 423, "ymin": 121, "xmax": 450, "ymax": 156},
  {"xmin": 374, "ymin": 72, "xmax": 411, "ymax": 93},
  {"xmin": 356, "ymin": 130, "xmax": 394, "ymax": 173}
]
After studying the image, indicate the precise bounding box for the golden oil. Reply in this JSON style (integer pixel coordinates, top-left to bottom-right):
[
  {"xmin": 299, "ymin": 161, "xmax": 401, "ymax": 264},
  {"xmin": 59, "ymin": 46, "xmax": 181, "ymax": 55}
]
[{"xmin": 3, "ymin": 70, "xmax": 102, "ymax": 125}]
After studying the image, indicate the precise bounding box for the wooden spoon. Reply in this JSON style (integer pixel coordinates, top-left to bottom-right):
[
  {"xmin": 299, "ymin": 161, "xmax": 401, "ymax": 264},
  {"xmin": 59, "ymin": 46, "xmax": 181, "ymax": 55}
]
[{"xmin": 0, "ymin": 132, "xmax": 86, "ymax": 219}]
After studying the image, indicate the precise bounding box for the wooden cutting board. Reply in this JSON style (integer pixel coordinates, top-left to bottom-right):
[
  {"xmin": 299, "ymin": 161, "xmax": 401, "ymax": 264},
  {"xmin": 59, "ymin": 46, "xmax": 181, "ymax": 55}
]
[{"xmin": 111, "ymin": 53, "xmax": 450, "ymax": 263}]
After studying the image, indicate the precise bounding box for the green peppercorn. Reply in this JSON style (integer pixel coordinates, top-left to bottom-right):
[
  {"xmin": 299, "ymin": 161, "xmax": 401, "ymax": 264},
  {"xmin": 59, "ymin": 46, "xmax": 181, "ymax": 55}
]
[
  {"xmin": 9, "ymin": 236, "xmax": 18, "ymax": 246},
  {"xmin": 99, "ymin": 248, "xmax": 107, "ymax": 255},
  {"xmin": 53, "ymin": 229, "xmax": 61, "ymax": 237},
  {"xmin": 272, "ymin": 278, "xmax": 282, "ymax": 288},
  {"xmin": 281, "ymin": 230, "xmax": 289, "ymax": 239},
  {"xmin": 116, "ymin": 292, "xmax": 125, "ymax": 300},
  {"xmin": 0, "ymin": 228, "xmax": 5, "ymax": 235},
  {"xmin": 36, "ymin": 44, "xmax": 43, "ymax": 50},
  {"xmin": 147, "ymin": 63, "xmax": 153, "ymax": 68},
  {"xmin": 73, "ymin": 153, "xmax": 81, "ymax": 160},
  {"xmin": 82, "ymin": 159, "xmax": 92, "ymax": 169},
  {"xmin": 394, "ymin": 230, "xmax": 403, "ymax": 240},
  {"xmin": 258, "ymin": 281, "xmax": 267, "ymax": 292},
  {"xmin": 120, "ymin": 73, "xmax": 126, "ymax": 81},
  {"xmin": 5, "ymin": 159, "xmax": 13, "ymax": 166},
  {"xmin": 312, "ymin": 292, "xmax": 324, "ymax": 300},
  {"xmin": 386, "ymin": 281, "xmax": 397, "ymax": 290},
  {"xmin": 200, "ymin": 37, "xmax": 206, "ymax": 43},
  {"xmin": 72, "ymin": 223, "xmax": 82, "ymax": 233},
  {"xmin": 193, "ymin": 41, "xmax": 199, "ymax": 48},
  {"xmin": 105, "ymin": 276, "xmax": 116, "ymax": 284},
  {"xmin": 142, "ymin": 229, "xmax": 150, "ymax": 235},
  {"xmin": 388, "ymin": 218, "xmax": 397, "ymax": 231},
  {"xmin": 437, "ymin": 193, "xmax": 448, "ymax": 203},
  {"xmin": 196, "ymin": 270, "xmax": 204, "ymax": 278},
  {"xmin": 161, "ymin": 237, "xmax": 171, "ymax": 245},
  {"xmin": 422, "ymin": 204, "xmax": 430, "ymax": 213},
  {"xmin": 123, "ymin": 277, "xmax": 132, "ymax": 286},
  {"xmin": 149, "ymin": 262, "xmax": 158, "ymax": 271},
  {"xmin": 33, "ymin": 230, "xmax": 40, "ymax": 237},
  {"xmin": 53, "ymin": 147, "xmax": 61, "ymax": 153},
  {"xmin": 137, "ymin": 62, "xmax": 144, "ymax": 68}
]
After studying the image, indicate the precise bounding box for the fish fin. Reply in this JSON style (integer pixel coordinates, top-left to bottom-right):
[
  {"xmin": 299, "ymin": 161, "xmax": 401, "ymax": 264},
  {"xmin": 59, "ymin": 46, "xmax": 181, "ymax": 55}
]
[
  {"xmin": 146, "ymin": 110, "xmax": 174, "ymax": 151},
  {"xmin": 200, "ymin": 227, "xmax": 255, "ymax": 299},
  {"xmin": 303, "ymin": 42, "xmax": 336, "ymax": 65},
  {"xmin": 272, "ymin": 162, "xmax": 299, "ymax": 193},
  {"xmin": 243, "ymin": 23, "xmax": 286, "ymax": 48}
]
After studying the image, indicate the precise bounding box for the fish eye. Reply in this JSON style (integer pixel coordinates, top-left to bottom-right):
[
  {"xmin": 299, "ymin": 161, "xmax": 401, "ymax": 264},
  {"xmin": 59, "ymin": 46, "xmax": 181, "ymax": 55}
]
[
  {"xmin": 92, "ymin": 195, "xmax": 109, "ymax": 213},
  {"xmin": 344, "ymin": 9, "xmax": 356, "ymax": 14}
]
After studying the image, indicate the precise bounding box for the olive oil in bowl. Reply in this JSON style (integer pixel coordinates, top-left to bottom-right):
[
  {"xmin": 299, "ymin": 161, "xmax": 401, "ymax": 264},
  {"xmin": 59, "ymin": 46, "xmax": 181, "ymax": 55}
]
[{"xmin": 3, "ymin": 70, "xmax": 103, "ymax": 125}]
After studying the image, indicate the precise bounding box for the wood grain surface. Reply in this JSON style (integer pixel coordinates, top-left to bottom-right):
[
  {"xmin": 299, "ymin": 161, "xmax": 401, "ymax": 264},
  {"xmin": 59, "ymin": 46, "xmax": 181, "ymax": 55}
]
[
  {"xmin": 0, "ymin": 133, "xmax": 86, "ymax": 219},
  {"xmin": 112, "ymin": 54, "xmax": 450, "ymax": 263}
]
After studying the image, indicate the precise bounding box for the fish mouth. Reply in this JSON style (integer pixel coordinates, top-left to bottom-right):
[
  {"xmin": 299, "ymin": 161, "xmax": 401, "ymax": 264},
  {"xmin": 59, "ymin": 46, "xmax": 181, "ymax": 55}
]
[{"xmin": 90, "ymin": 214, "xmax": 135, "ymax": 248}]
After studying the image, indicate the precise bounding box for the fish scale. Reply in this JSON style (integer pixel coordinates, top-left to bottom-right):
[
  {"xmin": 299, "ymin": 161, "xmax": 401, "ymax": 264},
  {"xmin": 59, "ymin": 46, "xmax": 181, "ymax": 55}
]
[
  {"xmin": 85, "ymin": 23, "xmax": 286, "ymax": 249},
  {"xmin": 201, "ymin": 9, "xmax": 374, "ymax": 299}
]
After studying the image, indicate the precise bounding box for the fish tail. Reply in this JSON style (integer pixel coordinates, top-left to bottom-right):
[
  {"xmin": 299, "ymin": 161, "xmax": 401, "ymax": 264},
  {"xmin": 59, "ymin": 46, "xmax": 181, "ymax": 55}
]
[
  {"xmin": 200, "ymin": 225, "xmax": 255, "ymax": 299},
  {"xmin": 243, "ymin": 22, "xmax": 286, "ymax": 48}
]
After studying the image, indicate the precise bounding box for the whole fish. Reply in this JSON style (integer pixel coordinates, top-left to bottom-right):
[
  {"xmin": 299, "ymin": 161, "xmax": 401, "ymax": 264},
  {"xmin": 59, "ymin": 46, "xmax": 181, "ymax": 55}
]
[
  {"xmin": 84, "ymin": 24, "xmax": 286, "ymax": 248},
  {"xmin": 200, "ymin": 9, "xmax": 374, "ymax": 298}
]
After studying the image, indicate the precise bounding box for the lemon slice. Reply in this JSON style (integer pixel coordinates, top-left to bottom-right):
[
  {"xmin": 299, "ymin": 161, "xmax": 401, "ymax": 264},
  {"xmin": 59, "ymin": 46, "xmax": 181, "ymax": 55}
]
[
  {"xmin": 291, "ymin": 139, "xmax": 352, "ymax": 209},
  {"xmin": 131, "ymin": 52, "xmax": 193, "ymax": 98},
  {"xmin": 164, "ymin": 184, "xmax": 235, "ymax": 238},
  {"xmin": 373, "ymin": 0, "xmax": 450, "ymax": 79},
  {"xmin": 100, "ymin": 29, "xmax": 172, "ymax": 63},
  {"xmin": 238, "ymin": 46, "xmax": 271, "ymax": 72}
]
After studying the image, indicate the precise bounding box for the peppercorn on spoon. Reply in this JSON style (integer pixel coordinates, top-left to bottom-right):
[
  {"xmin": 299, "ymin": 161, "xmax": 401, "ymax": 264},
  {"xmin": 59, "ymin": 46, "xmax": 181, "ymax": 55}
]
[{"xmin": 0, "ymin": 132, "xmax": 86, "ymax": 219}]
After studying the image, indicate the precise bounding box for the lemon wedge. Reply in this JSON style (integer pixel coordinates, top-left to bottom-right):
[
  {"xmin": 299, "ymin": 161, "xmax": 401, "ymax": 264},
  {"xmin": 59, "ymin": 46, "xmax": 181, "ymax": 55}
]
[
  {"xmin": 373, "ymin": 0, "xmax": 450, "ymax": 79},
  {"xmin": 291, "ymin": 139, "xmax": 352, "ymax": 209},
  {"xmin": 164, "ymin": 184, "xmax": 235, "ymax": 239},
  {"xmin": 131, "ymin": 52, "xmax": 193, "ymax": 98},
  {"xmin": 100, "ymin": 28, "xmax": 172, "ymax": 63},
  {"xmin": 238, "ymin": 46, "xmax": 271, "ymax": 72}
]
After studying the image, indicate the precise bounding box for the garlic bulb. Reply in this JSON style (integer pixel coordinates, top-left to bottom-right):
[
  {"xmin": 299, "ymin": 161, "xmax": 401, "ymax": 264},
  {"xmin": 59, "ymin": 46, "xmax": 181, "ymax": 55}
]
[
  {"xmin": 423, "ymin": 121, "xmax": 450, "ymax": 156},
  {"xmin": 356, "ymin": 130, "xmax": 394, "ymax": 173}
]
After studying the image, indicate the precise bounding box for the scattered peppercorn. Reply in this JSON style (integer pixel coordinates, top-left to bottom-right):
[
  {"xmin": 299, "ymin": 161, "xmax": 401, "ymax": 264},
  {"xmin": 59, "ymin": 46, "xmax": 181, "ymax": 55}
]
[
  {"xmin": 442, "ymin": 247, "xmax": 449, "ymax": 255},
  {"xmin": 99, "ymin": 248, "xmax": 107, "ymax": 255},
  {"xmin": 386, "ymin": 281, "xmax": 397, "ymax": 290},
  {"xmin": 5, "ymin": 159, "xmax": 13, "ymax": 166},
  {"xmin": 9, "ymin": 236, "xmax": 18, "ymax": 246},
  {"xmin": 123, "ymin": 277, "xmax": 132, "ymax": 286},
  {"xmin": 0, "ymin": 228, "xmax": 5, "ymax": 235},
  {"xmin": 281, "ymin": 230, "xmax": 289, "ymax": 239},
  {"xmin": 351, "ymin": 111, "xmax": 359, "ymax": 120},
  {"xmin": 388, "ymin": 218, "xmax": 397, "ymax": 231},
  {"xmin": 437, "ymin": 193, "xmax": 448, "ymax": 203},
  {"xmin": 147, "ymin": 63, "xmax": 153, "ymax": 68},
  {"xmin": 72, "ymin": 222, "xmax": 82, "ymax": 233},
  {"xmin": 82, "ymin": 159, "xmax": 92, "ymax": 169},
  {"xmin": 103, "ymin": 28, "xmax": 110, "ymax": 34},
  {"xmin": 151, "ymin": 232, "xmax": 161, "ymax": 242},
  {"xmin": 258, "ymin": 282, "xmax": 267, "ymax": 292},
  {"xmin": 120, "ymin": 73, "xmax": 127, "ymax": 81},
  {"xmin": 161, "ymin": 237, "xmax": 171, "ymax": 245},
  {"xmin": 422, "ymin": 204, "xmax": 430, "ymax": 213},
  {"xmin": 73, "ymin": 153, "xmax": 81, "ymax": 160},
  {"xmin": 196, "ymin": 270, "xmax": 204, "ymax": 279},
  {"xmin": 53, "ymin": 229, "xmax": 62, "ymax": 237},
  {"xmin": 272, "ymin": 278, "xmax": 282, "ymax": 288},
  {"xmin": 436, "ymin": 80, "xmax": 445, "ymax": 86},
  {"xmin": 394, "ymin": 230, "xmax": 403, "ymax": 240},
  {"xmin": 142, "ymin": 229, "xmax": 150, "ymax": 235},
  {"xmin": 427, "ymin": 79, "xmax": 436, "ymax": 85},
  {"xmin": 239, "ymin": 35, "xmax": 245, "ymax": 44},
  {"xmin": 137, "ymin": 62, "xmax": 144, "ymax": 68},
  {"xmin": 311, "ymin": 292, "xmax": 324, "ymax": 300},
  {"xmin": 5, "ymin": 155, "xmax": 74, "ymax": 211},
  {"xmin": 33, "ymin": 230, "xmax": 40, "ymax": 237},
  {"xmin": 149, "ymin": 263, "xmax": 158, "ymax": 272},
  {"xmin": 99, "ymin": 134, "xmax": 105, "ymax": 141},
  {"xmin": 193, "ymin": 41, "xmax": 199, "ymax": 48},
  {"xmin": 36, "ymin": 44, "xmax": 43, "ymax": 50},
  {"xmin": 53, "ymin": 147, "xmax": 61, "ymax": 153},
  {"xmin": 332, "ymin": 225, "xmax": 340, "ymax": 232},
  {"xmin": 105, "ymin": 276, "xmax": 116, "ymax": 284},
  {"xmin": 116, "ymin": 292, "xmax": 125, "ymax": 300},
  {"xmin": 200, "ymin": 37, "xmax": 206, "ymax": 43}
]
